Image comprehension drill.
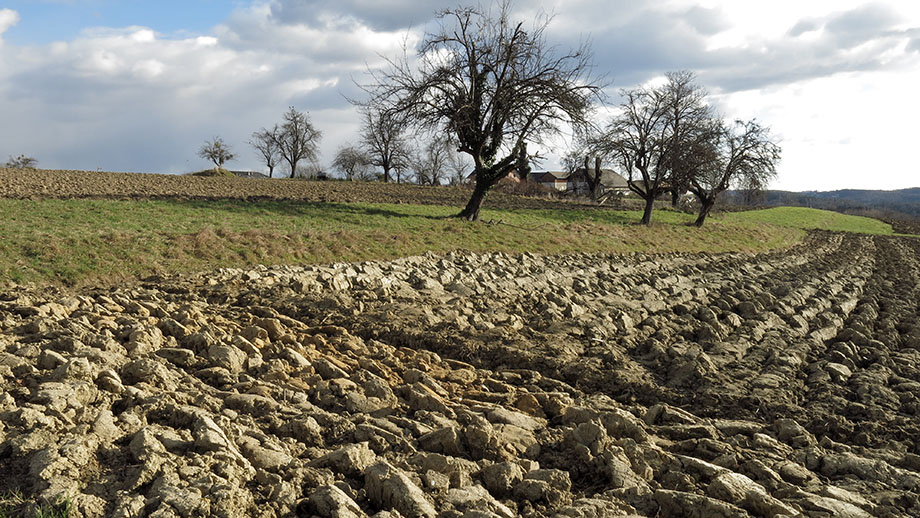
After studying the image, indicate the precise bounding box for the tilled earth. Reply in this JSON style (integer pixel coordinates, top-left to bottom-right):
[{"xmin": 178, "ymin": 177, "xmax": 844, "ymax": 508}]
[
  {"xmin": 2, "ymin": 230, "xmax": 920, "ymax": 517},
  {"xmin": 0, "ymin": 168, "xmax": 615, "ymax": 211}
]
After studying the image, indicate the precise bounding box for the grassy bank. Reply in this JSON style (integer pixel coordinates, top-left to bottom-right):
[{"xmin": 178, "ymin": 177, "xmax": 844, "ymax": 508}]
[
  {"xmin": 728, "ymin": 206, "xmax": 895, "ymax": 235},
  {"xmin": 0, "ymin": 198, "xmax": 891, "ymax": 288}
]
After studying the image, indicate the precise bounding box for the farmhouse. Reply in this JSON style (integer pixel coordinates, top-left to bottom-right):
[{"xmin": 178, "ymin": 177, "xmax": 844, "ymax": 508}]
[{"xmin": 529, "ymin": 168, "xmax": 630, "ymax": 196}]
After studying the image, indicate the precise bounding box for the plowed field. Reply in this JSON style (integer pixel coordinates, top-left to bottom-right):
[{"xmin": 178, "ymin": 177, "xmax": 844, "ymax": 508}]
[
  {"xmin": 2, "ymin": 167, "xmax": 919, "ymax": 517},
  {"xmin": 0, "ymin": 168, "xmax": 619, "ymax": 211}
]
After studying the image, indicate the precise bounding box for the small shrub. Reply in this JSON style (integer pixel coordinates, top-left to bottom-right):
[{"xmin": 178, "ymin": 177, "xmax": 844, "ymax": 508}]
[{"xmin": 5, "ymin": 155, "xmax": 38, "ymax": 169}]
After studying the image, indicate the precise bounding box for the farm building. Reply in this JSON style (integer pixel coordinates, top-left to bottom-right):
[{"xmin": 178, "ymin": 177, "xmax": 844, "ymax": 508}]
[{"xmin": 529, "ymin": 168, "xmax": 630, "ymax": 196}]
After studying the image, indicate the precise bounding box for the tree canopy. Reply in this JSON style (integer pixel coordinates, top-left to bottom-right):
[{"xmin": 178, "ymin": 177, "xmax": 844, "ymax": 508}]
[
  {"xmin": 276, "ymin": 107, "xmax": 322, "ymax": 179},
  {"xmin": 198, "ymin": 137, "xmax": 235, "ymax": 170}
]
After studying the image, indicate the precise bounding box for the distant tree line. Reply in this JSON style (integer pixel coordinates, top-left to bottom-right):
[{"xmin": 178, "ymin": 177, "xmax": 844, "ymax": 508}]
[{"xmin": 740, "ymin": 188, "xmax": 920, "ymax": 220}]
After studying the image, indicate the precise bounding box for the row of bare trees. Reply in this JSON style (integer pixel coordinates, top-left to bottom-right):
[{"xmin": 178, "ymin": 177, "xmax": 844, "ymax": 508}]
[
  {"xmin": 250, "ymin": 107, "xmax": 323, "ymax": 178},
  {"xmin": 198, "ymin": 107, "xmax": 323, "ymax": 177},
  {"xmin": 359, "ymin": 2, "xmax": 780, "ymax": 224},
  {"xmin": 203, "ymin": 2, "xmax": 779, "ymax": 226},
  {"xmin": 570, "ymin": 71, "xmax": 781, "ymax": 226},
  {"xmin": 205, "ymin": 103, "xmax": 469, "ymax": 184},
  {"xmin": 330, "ymin": 108, "xmax": 471, "ymax": 185}
]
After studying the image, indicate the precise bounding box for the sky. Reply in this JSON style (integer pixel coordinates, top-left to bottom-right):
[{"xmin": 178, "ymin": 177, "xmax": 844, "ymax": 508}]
[{"xmin": 0, "ymin": 0, "xmax": 918, "ymax": 191}]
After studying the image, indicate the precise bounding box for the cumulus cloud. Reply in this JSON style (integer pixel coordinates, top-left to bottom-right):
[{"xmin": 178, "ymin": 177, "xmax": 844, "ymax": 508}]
[
  {"xmin": 268, "ymin": 0, "xmax": 462, "ymax": 31},
  {"xmin": 0, "ymin": 1, "xmax": 422, "ymax": 173},
  {"xmin": 0, "ymin": 0, "xmax": 919, "ymax": 185},
  {"xmin": 824, "ymin": 3, "xmax": 900, "ymax": 47},
  {"xmin": 216, "ymin": 6, "xmax": 414, "ymax": 68},
  {"xmin": 0, "ymin": 8, "xmax": 19, "ymax": 38},
  {"xmin": 549, "ymin": 1, "xmax": 920, "ymax": 94}
]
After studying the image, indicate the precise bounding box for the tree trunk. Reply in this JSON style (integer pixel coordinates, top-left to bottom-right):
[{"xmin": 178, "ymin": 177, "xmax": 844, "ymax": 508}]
[
  {"xmin": 694, "ymin": 194, "xmax": 718, "ymax": 227},
  {"xmin": 458, "ymin": 177, "xmax": 491, "ymax": 221},
  {"xmin": 268, "ymin": 166, "xmax": 274, "ymax": 179},
  {"xmin": 591, "ymin": 156, "xmax": 602, "ymax": 202},
  {"xmin": 640, "ymin": 196, "xmax": 654, "ymax": 225},
  {"xmin": 383, "ymin": 165, "xmax": 390, "ymax": 183},
  {"xmin": 695, "ymin": 198, "xmax": 715, "ymax": 227}
]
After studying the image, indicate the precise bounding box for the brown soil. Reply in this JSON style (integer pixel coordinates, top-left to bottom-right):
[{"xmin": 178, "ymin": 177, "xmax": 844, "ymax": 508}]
[
  {"xmin": 0, "ymin": 168, "xmax": 629, "ymax": 211},
  {"xmin": 2, "ymin": 168, "xmax": 917, "ymax": 517},
  {"xmin": 2, "ymin": 231, "xmax": 920, "ymax": 517}
]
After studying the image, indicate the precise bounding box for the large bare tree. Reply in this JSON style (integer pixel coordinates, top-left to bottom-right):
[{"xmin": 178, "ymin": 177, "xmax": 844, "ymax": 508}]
[
  {"xmin": 364, "ymin": 2, "xmax": 602, "ymax": 220},
  {"xmin": 360, "ymin": 107, "xmax": 411, "ymax": 183},
  {"xmin": 605, "ymin": 87, "xmax": 670, "ymax": 224},
  {"xmin": 250, "ymin": 125, "xmax": 282, "ymax": 178},
  {"xmin": 275, "ymin": 107, "xmax": 322, "ymax": 178},
  {"xmin": 688, "ymin": 119, "xmax": 781, "ymax": 226}
]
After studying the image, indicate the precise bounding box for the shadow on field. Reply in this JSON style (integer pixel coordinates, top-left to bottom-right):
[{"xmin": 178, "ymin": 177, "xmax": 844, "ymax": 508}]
[{"xmin": 167, "ymin": 199, "xmax": 454, "ymax": 222}]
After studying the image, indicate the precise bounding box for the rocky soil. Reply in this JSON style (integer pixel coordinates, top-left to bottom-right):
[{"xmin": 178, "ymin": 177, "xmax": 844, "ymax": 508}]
[
  {"xmin": 0, "ymin": 168, "xmax": 616, "ymax": 211},
  {"xmin": 2, "ymin": 231, "xmax": 920, "ymax": 517}
]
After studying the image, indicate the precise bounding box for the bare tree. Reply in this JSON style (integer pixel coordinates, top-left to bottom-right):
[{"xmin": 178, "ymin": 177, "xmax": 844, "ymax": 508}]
[
  {"xmin": 5, "ymin": 154, "xmax": 37, "ymax": 169},
  {"xmin": 275, "ymin": 106, "xmax": 322, "ymax": 178},
  {"xmin": 446, "ymin": 143, "xmax": 472, "ymax": 185},
  {"xmin": 603, "ymin": 72, "xmax": 711, "ymax": 224},
  {"xmin": 661, "ymin": 71, "xmax": 711, "ymax": 207},
  {"xmin": 198, "ymin": 137, "xmax": 235, "ymax": 170},
  {"xmin": 604, "ymin": 86, "xmax": 670, "ymax": 224},
  {"xmin": 250, "ymin": 125, "xmax": 282, "ymax": 178},
  {"xmin": 332, "ymin": 145, "xmax": 375, "ymax": 181},
  {"xmin": 363, "ymin": 2, "xmax": 602, "ymax": 220},
  {"xmin": 410, "ymin": 137, "xmax": 452, "ymax": 185},
  {"xmin": 360, "ymin": 106, "xmax": 411, "ymax": 183},
  {"xmin": 688, "ymin": 119, "xmax": 780, "ymax": 226}
]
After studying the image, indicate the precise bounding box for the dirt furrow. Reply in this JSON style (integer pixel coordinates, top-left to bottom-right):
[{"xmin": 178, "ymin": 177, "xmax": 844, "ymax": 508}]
[{"xmin": 3, "ymin": 232, "xmax": 920, "ymax": 517}]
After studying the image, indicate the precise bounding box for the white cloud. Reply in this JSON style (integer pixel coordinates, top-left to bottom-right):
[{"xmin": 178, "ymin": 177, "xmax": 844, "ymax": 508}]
[
  {"xmin": 0, "ymin": 9, "xmax": 18, "ymax": 36},
  {"xmin": 0, "ymin": 0, "xmax": 918, "ymax": 191},
  {"xmin": 0, "ymin": 8, "xmax": 18, "ymax": 54},
  {"xmin": 714, "ymin": 67, "xmax": 920, "ymax": 191},
  {"xmin": 130, "ymin": 28, "xmax": 156, "ymax": 43},
  {"xmin": 132, "ymin": 59, "xmax": 165, "ymax": 79},
  {"xmin": 0, "ymin": 3, "xmax": 408, "ymax": 173}
]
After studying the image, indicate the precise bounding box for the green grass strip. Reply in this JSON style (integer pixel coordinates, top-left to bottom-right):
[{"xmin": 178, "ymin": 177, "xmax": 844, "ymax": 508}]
[{"xmin": 0, "ymin": 200, "xmax": 890, "ymax": 289}]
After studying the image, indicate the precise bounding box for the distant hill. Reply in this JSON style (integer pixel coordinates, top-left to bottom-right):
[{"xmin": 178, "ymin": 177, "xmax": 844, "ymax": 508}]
[{"xmin": 723, "ymin": 188, "xmax": 920, "ymax": 220}]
